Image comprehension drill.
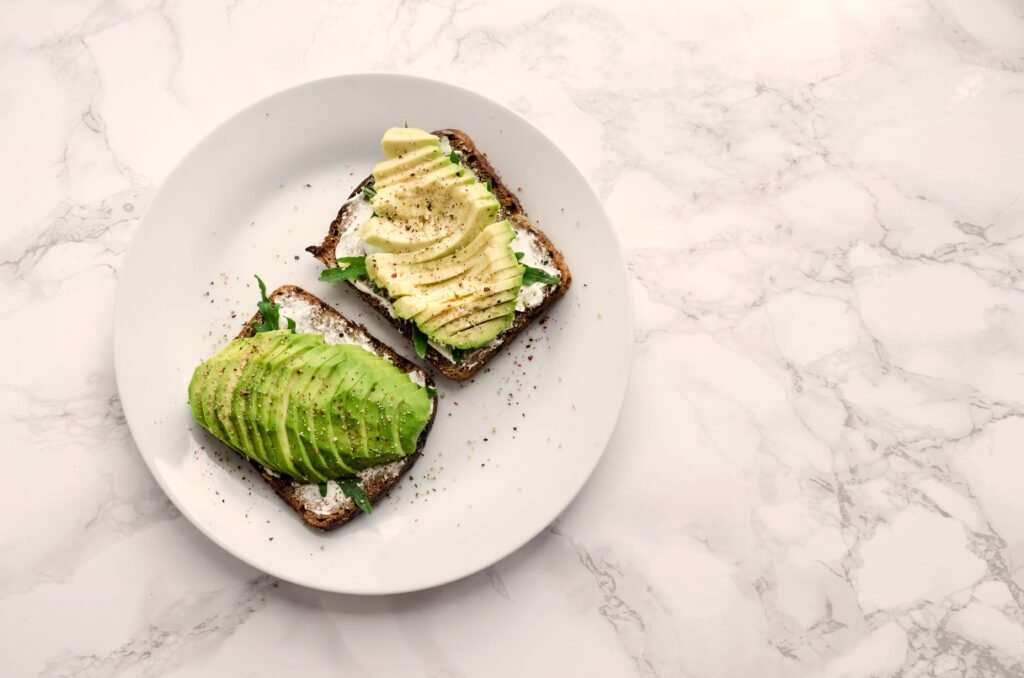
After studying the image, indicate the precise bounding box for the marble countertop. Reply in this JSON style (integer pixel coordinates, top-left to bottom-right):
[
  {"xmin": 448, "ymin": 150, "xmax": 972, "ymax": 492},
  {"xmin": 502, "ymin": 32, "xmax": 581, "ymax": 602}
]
[{"xmin": 4, "ymin": 1, "xmax": 1024, "ymax": 676}]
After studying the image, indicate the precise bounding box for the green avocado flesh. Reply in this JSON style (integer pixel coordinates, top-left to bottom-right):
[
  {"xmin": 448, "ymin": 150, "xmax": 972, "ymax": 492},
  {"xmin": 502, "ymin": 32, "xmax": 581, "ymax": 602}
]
[
  {"xmin": 361, "ymin": 127, "xmax": 524, "ymax": 349},
  {"xmin": 188, "ymin": 330, "xmax": 432, "ymax": 483}
]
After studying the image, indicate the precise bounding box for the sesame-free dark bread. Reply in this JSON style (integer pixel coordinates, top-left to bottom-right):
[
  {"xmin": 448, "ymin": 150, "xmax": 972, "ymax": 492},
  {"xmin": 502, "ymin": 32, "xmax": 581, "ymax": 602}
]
[
  {"xmin": 306, "ymin": 129, "xmax": 572, "ymax": 381},
  {"xmin": 236, "ymin": 285, "xmax": 437, "ymax": 530}
]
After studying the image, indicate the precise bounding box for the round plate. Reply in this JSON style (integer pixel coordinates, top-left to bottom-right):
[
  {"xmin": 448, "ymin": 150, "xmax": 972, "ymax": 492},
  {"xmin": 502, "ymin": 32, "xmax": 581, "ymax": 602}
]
[{"xmin": 114, "ymin": 74, "xmax": 632, "ymax": 594}]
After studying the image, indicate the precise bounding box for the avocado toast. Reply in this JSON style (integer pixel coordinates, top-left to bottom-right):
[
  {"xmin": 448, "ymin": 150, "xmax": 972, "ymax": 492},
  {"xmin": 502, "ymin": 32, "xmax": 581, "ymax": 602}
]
[
  {"xmin": 189, "ymin": 284, "xmax": 437, "ymax": 530},
  {"xmin": 307, "ymin": 128, "xmax": 572, "ymax": 380}
]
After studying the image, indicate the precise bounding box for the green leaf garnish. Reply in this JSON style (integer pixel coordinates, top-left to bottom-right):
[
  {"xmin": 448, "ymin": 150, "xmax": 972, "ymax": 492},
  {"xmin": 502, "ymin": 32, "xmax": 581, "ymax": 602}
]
[
  {"xmin": 362, "ymin": 185, "xmax": 377, "ymax": 200},
  {"xmin": 411, "ymin": 324, "xmax": 428, "ymax": 359},
  {"xmin": 318, "ymin": 482, "xmax": 328, "ymax": 497},
  {"xmin": 515, "ymin": 251, "xmax": 525, "ymax": 260},
  {"xmin": 450, "ymin": 348, "xmax": 467, "ymax": 363},
  {"xmin": 251, "ymin": 275, "xmax": 282, "ymax": 333},
  {"xmin": 522, "ymin": 264, "xmax": 559, "ymax": 286},
  {"xmin": 426, "ymin": 386, "xmax": 437, "ymax": 399},
  {"xmin": 486, "ymin": 180, "xmax": 493, "ymax": 193},
  {"xmin": 286, "ymin": 316, "xmax": 297, "ymax": 332},
  {"xmin": 338, "ymin": 478, "xmax": 372, "ymax": 514},
  {"xmin": 449, "ymin": 151, "xmax": 459, "ymax": 164},
  {"xmin": 320, "ymin": 256, "xmax": 367, "ymax": 283}
]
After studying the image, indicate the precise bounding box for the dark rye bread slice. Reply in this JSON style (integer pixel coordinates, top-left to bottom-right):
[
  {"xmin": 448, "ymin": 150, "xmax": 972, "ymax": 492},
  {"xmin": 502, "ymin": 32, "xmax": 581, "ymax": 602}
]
[
  {"xmin": 306, "ymin": 128, "xmax": 572, "ymax": 381},
  {"xmin": 235, "ymin": 285, "xmax": 437, "ymax": 530}
]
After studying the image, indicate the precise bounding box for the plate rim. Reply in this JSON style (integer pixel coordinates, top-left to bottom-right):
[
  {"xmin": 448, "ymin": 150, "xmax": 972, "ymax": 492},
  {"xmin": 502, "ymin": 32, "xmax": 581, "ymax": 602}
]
[{"xmin": 113, "ymin": 72, "xmax": 634, "ymax": 594}]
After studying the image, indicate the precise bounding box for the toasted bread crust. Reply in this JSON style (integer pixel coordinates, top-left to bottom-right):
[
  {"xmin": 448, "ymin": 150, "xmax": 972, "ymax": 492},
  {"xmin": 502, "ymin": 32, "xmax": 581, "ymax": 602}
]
[
  {"xmin": 306, "ymin": 129, "xmax": 572, "ymax": 380},
  {"xmin": 236, "ymin": 285, "xmax": 436, "ymax": 530}
]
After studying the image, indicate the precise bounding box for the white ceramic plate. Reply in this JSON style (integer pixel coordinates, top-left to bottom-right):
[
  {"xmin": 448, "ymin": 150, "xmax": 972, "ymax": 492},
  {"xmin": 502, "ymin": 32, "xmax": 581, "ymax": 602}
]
[{"xmin": 114, "ymin": 74, "xmax": 632, "ymax": 594}]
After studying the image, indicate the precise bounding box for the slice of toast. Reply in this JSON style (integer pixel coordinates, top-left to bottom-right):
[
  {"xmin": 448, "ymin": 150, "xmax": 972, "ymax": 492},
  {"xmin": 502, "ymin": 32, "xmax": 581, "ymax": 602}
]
[
  {"xmin": 306, "ymin": 128, "xmax": 572, "ymax": 380},
  {"xmin": 234, "ymin": 285, "xmax": 437, "ymax": 530}
]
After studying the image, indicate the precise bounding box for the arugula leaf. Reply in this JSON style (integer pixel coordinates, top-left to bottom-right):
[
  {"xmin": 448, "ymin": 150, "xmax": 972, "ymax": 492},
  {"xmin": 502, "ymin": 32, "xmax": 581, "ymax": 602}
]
[
  {"xmin": 450, "ymin": 348, "xmax": 467, "ymax": 363},
  {"xmin": 362, "ymin": 185, "xmax": 377, "ymax": 200},
  {"xmin": 515, "ymin": 251, "xmax": 525, "ymax": 261},
  {"xmin": 426, "ymin": 386, "xmax": 437, "ymax": 399},
  {"xmin": 522, "ymin": 264, "xmax": 560, "ymax": 287},
  {"xmin": 286, "ymin": 316, "xmax": 297, "ymax": 332},
  {"xmin": 338, "ymin": 478, "xmax": 372, "ymax": 514},
  {"xmin": 411, "ymin": 324, "xmax": 428, "ymax": 359},
  {"xmin": 251, "ymin": 275, "xmax": 282, "ymax": 333},
  {"xmin": 449, "ymin": 151, "xmax": 459, "ymax": 164},
  {"xmin": 318, "ymin": 482, "xmax": 328, "ymax": 498},
  {"xmin": 486, "ymin": 180, "xmax": 493, "ymax": 193},
  {"xmin": 320, "ymin": 256, "xmax": 367, "ymax": 283}
]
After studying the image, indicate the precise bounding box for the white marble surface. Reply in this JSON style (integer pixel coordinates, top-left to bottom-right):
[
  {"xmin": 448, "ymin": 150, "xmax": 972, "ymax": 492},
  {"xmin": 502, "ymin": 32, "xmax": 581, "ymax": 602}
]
[{"xmin": 4, "ymin": 0, "xmax": 1024, "ymax": 675}]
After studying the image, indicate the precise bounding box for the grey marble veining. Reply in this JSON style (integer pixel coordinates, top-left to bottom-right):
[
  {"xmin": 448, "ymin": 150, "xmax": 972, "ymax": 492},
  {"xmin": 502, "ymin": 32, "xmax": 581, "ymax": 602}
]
[{"xmin": 3, "ymin": 0, "xmax": 1024, "ymax": 675}]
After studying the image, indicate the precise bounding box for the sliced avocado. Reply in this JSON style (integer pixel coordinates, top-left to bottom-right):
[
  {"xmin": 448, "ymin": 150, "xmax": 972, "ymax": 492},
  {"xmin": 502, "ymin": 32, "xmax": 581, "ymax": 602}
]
[
  {"xmin": 209, "ymin": 340, "xmax": 263, "ymax": 451},
  {"xmin": 417, "ymin": 289, "xmax": 520, "ymax": 333},
  {"xmin": 360, "ymin": 398, "xmax": 397, "ymax": 468},
  {"xmin": 431, "ymin": 300, "xmax": 517, "ymax": 341},
  {"xmin": 290, "ymin": 345, "xmax": 337, "ymax": 439},
  {"xmin": 376, "ymin": 217, "xmax": 485, "ymax": 265},
  {"xmin": 445, "ymin": 316, "xmax": 515, "ymax": 349},
  {"xmin": 271, "ymin": 343, "xmax": 330, "ymax": 484},
  {"xmin": 325, "ymin": 349, "xmax": 433, "ymax": 466},
  {"xmin": 188, "ymin": 360, "xmax": 214, "ymax": 431},
  {"xmin": 190, "ymin": 332, "xmax": 433, "ymax": 483},
  {"xmin": 387, "ymin": 381, "xmax": 431, "ymax": 454},
  {"xmin": 195, "ymin": 341, "xmax": 249, "ymax": 443},
  {"xmin": 284, "ymin": 344, "xmax": 346, "ymax": 478},
  {"xmin": 251, "ymin": 333, "xmax": 319, "ymax": 479},
  {"xmin": 312, "ymin": 346, "xmax": 385, "ymax": 474},
  {"xmin": 336, "ymin": 347, "xmax": 418, "ymax": 469},
  {"xmin": 368, "ymin": 219, "xmax": 505, "ymax": 292},
  {"xmin": 413, "ymin": 163, "xmax": 467, "ymax": 190},
  {"xmin": 330, "ymin": 353, "xmax": 379, "ymax": 464},
  {"xmin": 412, "ymin": 263, "xmax": 522, "ymax": 308},
  {"xmin": 375, "ymin": 164, "xmax": 462, "ymax": 200},
  {"xmin": 464, "ymin": 182, "xmax": 494, "ymax": 201},
  {"xmin": 228, "ymin": 351, "xmax": 266, "ymax": 466},
  {"xmin": 399, "ymin": 387, "xmax": 433, "ymax": 453},
  {"xmin": 363, "ymin": 196, "xmax": 497, "ymax": 257},
  {"xmin": 371, "ymin": 178, "xmax": 481, "ymax": 227},
  {"xmin": 251, "ymin": 347, "xmax": 305, "ymax": 478},
  {"xmin": 303, "ymin": 347, "xmax": 361, "ymax": 477},
  {"xmin": 225, "ymin": 333, "xmax": 290, "ymax": 467},
  {"xmin": 276, "ymin": 340, "xmax": 337, "ymax": 482},
  {"xmin": 339, "ymin": 366, "xmax": 386, "ymax": 469},
  {"xmin": 391, "ymin": 270, "xmax": 528, "ymax": 318},
  {"xmin": 366, "ymin": 216, "xmax": 507, "ymax": 294},
  {"xmin": 361, "ymin": 128, "xmax": 526, "ymax": 353},
  {"xmin": 255, "ymin": 335, "xmax": 316, "ymax": 477},
  {"xmin": 361, "ymin": 213, "xmax": 457, "ymax": 253},
  {"xmin": 361, "ymin": 384, "xmax": 405, "ymax": 467},
  {"xmin": 372, "ymin": 220, "xmax": 524, "ymax": 350},
  {"xmin": 381, "ymin": 127, "xmax": 440, "ymax": 158},
  {"xmin": 233, "ymin": 332, "xmax": 295, "ymax": 470},
  {"xmin": 373, "ymin": 146, "xmax": 444, "ymax": 187},
  {"xmin": 366, "ymin": 192, "xmax": 501, "ymax": 266}
]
